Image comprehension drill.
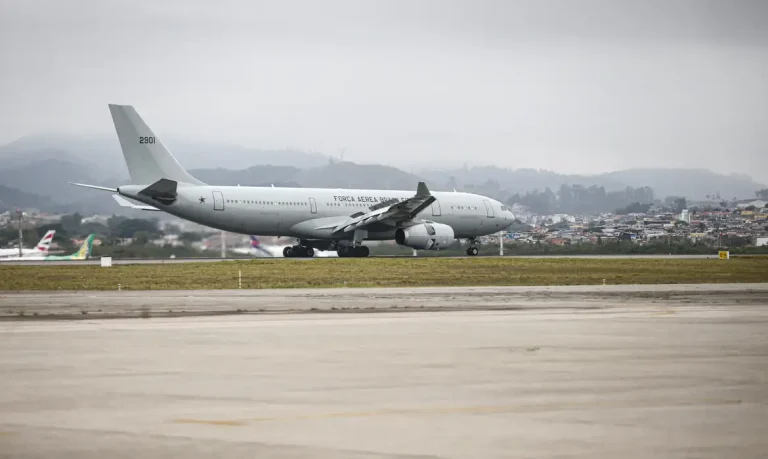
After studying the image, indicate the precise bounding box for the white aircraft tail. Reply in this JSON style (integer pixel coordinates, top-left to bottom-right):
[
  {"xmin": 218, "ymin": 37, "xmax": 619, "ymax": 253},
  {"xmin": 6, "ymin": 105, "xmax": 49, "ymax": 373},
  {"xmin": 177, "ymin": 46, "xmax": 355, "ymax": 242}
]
[
  {"xmin": 34, "ymin": 230, "xmax": 56, "ymax": 254},
  {"xmin": 108, "ymin": 104, "xmax": 205, "ymax": 186}
]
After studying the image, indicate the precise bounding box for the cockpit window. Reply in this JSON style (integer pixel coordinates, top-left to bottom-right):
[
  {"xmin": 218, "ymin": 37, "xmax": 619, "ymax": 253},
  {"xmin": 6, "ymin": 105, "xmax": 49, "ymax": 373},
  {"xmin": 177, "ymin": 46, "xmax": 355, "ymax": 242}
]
[{"xmin": 501, "ymin": 206, "xmax": 507, "ymax": 211}]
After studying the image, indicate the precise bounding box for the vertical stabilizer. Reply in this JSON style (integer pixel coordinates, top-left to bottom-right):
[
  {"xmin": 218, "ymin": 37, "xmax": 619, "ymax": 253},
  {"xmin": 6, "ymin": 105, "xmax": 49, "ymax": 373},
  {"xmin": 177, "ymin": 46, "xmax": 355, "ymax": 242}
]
[
  {"xmin": 35, "ymin": 230, "xmax": 56, "ymax": 254},
  {"xmin": 73, "ymin": 234, "xmax": 95, "ymax": 260},
  {"xmin": 44, "ymin": 234, "xmax": 95, "ymax": 261},
  {"xmin": 108, "ymin": 104, "xmax": 205, "ymax": 185}
]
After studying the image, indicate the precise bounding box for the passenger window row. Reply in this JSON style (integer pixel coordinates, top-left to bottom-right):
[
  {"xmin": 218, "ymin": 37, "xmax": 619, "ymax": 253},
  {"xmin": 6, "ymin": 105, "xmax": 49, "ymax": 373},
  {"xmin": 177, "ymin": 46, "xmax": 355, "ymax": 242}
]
[
  {"xmin": 226, "ymin": 200, "xmax": 307, "ymax": 206},
  {"xmin": 326, "ymin": 203, "xmax": 369, "ymax": 207}
]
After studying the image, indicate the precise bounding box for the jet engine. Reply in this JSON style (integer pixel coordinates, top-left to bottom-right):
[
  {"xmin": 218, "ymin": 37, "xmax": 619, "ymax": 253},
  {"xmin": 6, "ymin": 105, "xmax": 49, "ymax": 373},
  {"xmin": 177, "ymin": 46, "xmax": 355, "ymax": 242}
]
[{"xmin": 395, "ymin": 223, "xmax": 455, "ymax": 250}]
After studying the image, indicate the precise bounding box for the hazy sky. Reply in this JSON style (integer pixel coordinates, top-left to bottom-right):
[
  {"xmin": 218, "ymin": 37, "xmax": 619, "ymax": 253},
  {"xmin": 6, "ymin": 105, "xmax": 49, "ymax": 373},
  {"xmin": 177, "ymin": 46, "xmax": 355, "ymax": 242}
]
[{"xmin": 1, "ymin": 0, "xmax": 767, "ymax": 180}]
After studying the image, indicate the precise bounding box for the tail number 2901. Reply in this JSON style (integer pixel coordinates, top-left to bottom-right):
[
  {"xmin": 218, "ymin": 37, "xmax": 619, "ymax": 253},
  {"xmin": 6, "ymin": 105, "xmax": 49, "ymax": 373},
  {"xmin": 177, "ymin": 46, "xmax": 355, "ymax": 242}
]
[{"xmin": 139, "ymin": 136, "xmax": 156, "ymax": 144}]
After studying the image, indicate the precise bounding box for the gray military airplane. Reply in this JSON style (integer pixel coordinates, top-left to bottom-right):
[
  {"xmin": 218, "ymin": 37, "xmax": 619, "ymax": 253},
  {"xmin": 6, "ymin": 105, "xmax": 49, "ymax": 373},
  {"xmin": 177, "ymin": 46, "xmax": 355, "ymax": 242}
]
[{"xmin": 73, "ymin": 105, "xmax": 515, "ymax": 257}]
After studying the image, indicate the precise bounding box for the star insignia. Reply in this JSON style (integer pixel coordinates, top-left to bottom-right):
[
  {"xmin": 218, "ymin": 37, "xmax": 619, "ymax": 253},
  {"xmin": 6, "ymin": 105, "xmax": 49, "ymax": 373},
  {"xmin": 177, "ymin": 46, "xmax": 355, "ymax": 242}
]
[{"xmin": 199, "ymin": 196, "xmax": 206, "ymax": 204}]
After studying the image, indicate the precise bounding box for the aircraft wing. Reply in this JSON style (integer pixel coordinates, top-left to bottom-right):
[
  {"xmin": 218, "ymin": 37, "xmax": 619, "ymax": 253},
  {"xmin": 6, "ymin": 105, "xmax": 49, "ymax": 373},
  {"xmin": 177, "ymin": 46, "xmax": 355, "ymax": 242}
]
[{"xmin": 317, "ymin": 182, "xmax": 436, "ymax": 234}]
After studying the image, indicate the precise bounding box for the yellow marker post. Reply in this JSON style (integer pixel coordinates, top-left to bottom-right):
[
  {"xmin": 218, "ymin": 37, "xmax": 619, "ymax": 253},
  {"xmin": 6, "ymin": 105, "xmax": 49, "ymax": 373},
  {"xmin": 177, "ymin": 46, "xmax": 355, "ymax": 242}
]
[{"xmin": 718, "ymin": 251, "xmax": 730, "ymax": 260}]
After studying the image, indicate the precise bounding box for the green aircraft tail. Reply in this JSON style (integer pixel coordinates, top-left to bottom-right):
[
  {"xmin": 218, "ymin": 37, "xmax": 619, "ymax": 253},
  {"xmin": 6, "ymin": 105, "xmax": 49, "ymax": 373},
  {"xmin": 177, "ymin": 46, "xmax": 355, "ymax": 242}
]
[{"xmin": 45, "ymin": 234, "xmax": 95, "ymax": 261}]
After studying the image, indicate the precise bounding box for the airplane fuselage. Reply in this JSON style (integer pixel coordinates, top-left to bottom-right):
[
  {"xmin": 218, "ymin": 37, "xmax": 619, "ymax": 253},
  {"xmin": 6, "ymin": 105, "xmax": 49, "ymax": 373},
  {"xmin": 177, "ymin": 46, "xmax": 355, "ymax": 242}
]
[
  {"xmin": 0, "ymin": 249, "xmax": 40, "ymax": 258},
  {"xmin": 118, "ymin": 185, "xmax": 513, "ymax": 241}
]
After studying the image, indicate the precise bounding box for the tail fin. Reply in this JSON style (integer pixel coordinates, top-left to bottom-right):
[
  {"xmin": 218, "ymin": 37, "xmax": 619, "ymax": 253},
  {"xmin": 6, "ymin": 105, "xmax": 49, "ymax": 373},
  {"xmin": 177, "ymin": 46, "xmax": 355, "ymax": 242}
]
[
  {"xmin": 35, "ymin": 230, "xmax": 56, "ymax": 254},
  {"xmin": 72, "ymin": 234, "xmax": 95, "ymax": 260},
  {"xmin": 108, "ymin": 104, "xmax": 205, "ymax": 186}
]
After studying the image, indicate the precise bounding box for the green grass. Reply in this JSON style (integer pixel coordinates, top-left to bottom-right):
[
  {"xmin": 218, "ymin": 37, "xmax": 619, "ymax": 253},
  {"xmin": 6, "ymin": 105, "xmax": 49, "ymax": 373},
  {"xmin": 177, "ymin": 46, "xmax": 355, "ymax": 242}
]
[{"xmin": 0, "ymin": 257, "xmax": 766, "ymax": 291}]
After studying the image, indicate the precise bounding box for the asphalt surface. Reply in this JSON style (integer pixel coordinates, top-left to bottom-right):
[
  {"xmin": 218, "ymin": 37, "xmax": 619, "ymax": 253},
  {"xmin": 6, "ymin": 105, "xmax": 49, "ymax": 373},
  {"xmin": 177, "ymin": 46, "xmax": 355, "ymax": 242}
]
[
  {"xmin": 0, "ymin": 286, "xmax": 766, "ymax": 458},
  {"xmin": 0, "ymin": 253, "xmax": 723, "ymax": 265},
  {"xmin": 1, "ymin": 284, "xmax": 767, "ymax": 319}
]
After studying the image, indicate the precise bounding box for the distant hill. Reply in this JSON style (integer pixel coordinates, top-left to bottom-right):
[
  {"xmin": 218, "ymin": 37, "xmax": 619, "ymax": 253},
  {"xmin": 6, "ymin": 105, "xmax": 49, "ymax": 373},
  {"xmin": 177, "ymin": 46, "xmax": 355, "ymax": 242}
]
[
  {"xmin": 0, "ymin": 185, "xmax": 57, "ymax": 213},
  {"xmin": 0, "ymin": 159, "xmax": 100, "ymax": 203},
  {"xmin": 0, "ymin": 134, "xmax": 122, "ymax": 179},
  {"xmin": 0, "ymin": 134, "xmax": 330, "ymax": 176},
  {"xmin": 596, "ymin": 168, "xmax": 766, "ymax": 201},
  {"xmin": 421, "ymin": 166, "xmax": 624, "ymax": 194},
  {"xmin": 191, "ymin": 161, "xmax": 428, "ymax": 191},
  {"xmin": 0, "ymin": 159, "xmax": 123, "ymax": 213},
  {"xmin": 297, "ymin": 162, "xmax": 427, "ymax": 190},
  {"xmin": 420, "ymin": 166, "xmax": 765, "ymax": 201},
  {"xmin": 170, "ymin": 141, "xmax": 329, "ymax": 170},
  {"xmin": 190, "ymin": 165, "xmax": 303, "ymax": 187},
  {"xmin": 2, "ymin": 135, "xmax": 764, "ymax": 213}
]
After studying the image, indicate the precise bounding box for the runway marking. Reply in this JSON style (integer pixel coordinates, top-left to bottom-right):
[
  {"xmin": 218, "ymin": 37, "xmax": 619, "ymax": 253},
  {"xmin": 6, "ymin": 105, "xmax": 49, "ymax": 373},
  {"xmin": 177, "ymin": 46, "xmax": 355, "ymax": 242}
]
[
  {"xmin": 172, "ymin": 419, "xmax": 247, "ymax": 426},
  {"xmin": 169, "ymin": 397, "xmax": 743, "ymax": 426}
]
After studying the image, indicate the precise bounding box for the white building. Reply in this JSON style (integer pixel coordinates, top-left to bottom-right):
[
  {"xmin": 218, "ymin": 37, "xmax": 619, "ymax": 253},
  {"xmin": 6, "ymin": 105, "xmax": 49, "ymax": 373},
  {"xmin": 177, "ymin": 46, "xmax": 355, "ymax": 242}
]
[
  {"xmin": 736, "ymin": 200, "xmax": 767, "ymax": 209},
  {"xmin": 679, "ymin": 209, "xmax": 691, "ymax": 224}
]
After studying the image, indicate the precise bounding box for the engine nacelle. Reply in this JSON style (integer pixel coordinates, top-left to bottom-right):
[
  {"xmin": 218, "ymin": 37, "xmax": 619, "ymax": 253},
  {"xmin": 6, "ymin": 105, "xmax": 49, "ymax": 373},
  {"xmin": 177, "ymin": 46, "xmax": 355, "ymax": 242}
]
[{"xmin": 395, "ymin": 223, "xmax": 455, "ymax": 250}]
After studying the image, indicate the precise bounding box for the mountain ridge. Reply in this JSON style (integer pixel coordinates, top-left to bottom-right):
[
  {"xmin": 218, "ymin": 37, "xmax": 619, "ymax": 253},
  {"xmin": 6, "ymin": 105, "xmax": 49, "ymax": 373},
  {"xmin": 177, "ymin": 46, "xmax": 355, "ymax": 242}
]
[{"xmin": 1, "ymin": 135, "xmax": 764, "ymax": 212}]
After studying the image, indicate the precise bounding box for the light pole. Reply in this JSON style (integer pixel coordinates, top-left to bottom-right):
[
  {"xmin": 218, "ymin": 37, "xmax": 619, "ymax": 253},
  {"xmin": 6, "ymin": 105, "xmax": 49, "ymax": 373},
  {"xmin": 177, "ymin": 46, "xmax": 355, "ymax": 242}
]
[{"xmin": 15, "ymin": 209, "xmax": 24, "ymax": 258}]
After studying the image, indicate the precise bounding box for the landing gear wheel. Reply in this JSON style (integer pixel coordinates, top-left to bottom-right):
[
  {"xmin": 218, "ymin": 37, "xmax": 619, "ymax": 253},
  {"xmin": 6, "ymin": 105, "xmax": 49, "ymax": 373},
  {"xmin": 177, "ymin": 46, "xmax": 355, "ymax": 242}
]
[
  {"xmin": 283, "ymin": 246, "xmax": 292, "ymax": 257},
  {"xmin": 336, "ymin": 246, "xmax": 369, "ymax": 257},
  {"xmin": 305, "ymin": 247, "xmax": 314, "ymax": 258},
  {"xmin": 467, "ymin": 246, "xmax": 479, "ymax": 256}
]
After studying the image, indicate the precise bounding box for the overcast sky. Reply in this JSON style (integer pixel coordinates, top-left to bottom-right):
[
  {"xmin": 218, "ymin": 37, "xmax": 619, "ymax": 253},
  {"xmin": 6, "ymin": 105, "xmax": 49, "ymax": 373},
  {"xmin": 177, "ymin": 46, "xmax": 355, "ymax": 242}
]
[{"xmin": 1, "ymin": 0, "xmax": 766, "ymax": 180}]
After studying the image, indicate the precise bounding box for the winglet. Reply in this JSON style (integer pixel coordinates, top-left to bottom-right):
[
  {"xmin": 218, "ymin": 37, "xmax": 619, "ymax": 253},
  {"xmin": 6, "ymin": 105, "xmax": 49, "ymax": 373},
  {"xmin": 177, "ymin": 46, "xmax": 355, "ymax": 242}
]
[{"xmin": 416, "ymin": 181, "xmax": 431, "ymax": 197}]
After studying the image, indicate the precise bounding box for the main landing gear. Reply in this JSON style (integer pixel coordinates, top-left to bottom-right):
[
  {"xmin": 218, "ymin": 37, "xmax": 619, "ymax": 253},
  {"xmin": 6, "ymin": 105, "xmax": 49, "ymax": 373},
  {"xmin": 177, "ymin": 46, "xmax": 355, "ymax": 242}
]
[
  {"xmin": 466, "ymin": 237, "xmax": 479, "ymax": 256},
  {"xmin": 337, "ymin": 245, "xmax": 370, "ymax": 258},
  {"xmin": 283, "ymin": 245, "xmax": 315, "ymax": 258}
]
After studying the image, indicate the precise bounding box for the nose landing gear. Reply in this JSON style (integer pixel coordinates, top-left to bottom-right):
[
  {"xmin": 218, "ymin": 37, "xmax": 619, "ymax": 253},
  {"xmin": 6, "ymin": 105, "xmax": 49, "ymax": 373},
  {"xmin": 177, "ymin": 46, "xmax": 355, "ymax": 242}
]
[{"xmin": 466, "ymin": 237, "xmax": 479, "ymax": 256}]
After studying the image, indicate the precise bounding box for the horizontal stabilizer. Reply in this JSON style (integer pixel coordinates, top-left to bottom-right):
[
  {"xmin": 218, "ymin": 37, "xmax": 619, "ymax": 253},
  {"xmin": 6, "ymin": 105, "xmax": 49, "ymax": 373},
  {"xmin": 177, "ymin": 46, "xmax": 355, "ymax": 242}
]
[
  {"xmin": 139, "ymin": 178, "xmax": 177, "ymax": 205},
  {"xmin": 112, "ymin": 195, "xmax": 160, "ymax": 211}
]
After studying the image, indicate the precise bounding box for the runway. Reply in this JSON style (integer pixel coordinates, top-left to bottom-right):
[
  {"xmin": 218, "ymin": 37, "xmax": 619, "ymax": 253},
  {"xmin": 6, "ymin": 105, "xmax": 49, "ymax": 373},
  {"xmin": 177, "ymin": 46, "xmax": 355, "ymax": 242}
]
[
  {"xmin": 2, "ymin": 284, "xmax": 767, "ymax": 319},
  {"xmin": 0, "ymin": 253, "xmax": 724, "ymax": 265},
  {"xmin": 0, "ymin": 285, "xmax": 767, "ymax": 458}
]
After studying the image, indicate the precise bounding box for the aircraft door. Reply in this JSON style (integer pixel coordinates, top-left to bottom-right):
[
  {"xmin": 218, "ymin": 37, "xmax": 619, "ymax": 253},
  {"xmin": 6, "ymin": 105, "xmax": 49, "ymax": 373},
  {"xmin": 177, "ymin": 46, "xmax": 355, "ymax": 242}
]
[
  {"xmin": 431, "ymin": 200, "xmax": 441, "ymax": 216},
  {"xmin": 483, "ymin": 200, "xmax": 494, "ymax": 218},
  {"xmin": 309, "ymin": 197, "xmax": 317, "ymax": 214},
  {"xmin": 213, "ymin": 191, "xmax": 225, "ymax": 211}
]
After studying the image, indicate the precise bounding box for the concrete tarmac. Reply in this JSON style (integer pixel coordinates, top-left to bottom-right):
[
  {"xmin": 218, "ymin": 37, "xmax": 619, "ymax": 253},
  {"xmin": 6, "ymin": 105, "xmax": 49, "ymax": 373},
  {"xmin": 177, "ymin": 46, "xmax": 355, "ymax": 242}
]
[
  {"xmin": 2, "ymin": 283, "xmax": 768, "ymax": 319},
  {"xmin": 1, "ymin": 286, "xmax": 767, "ymax": 458}
]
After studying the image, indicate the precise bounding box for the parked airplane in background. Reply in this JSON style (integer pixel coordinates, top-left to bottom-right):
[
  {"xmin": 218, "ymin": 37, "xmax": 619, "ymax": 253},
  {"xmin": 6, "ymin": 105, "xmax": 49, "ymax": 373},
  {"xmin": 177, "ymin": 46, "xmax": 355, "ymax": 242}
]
[
  {"xmin": 247, "ymin": 235, "xmax": 274, "ymax": 257},
  {"xmin": 45, "ymin": 234, "xmax": 95, "ymax": 261},
  {"xmin": 73, "ymin": 105, "xmax": 515, "ymax": 257},
  {"xmin": 231, "ymin": 236, "xmax": 279, "ymax": 257},
  {"xmin": 0, "ymin": 234, "xmax": 94, "ymax": 262},
  {"xmin": 0, "ymin": 230, "xmax": 55, "ymax": 259}
]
